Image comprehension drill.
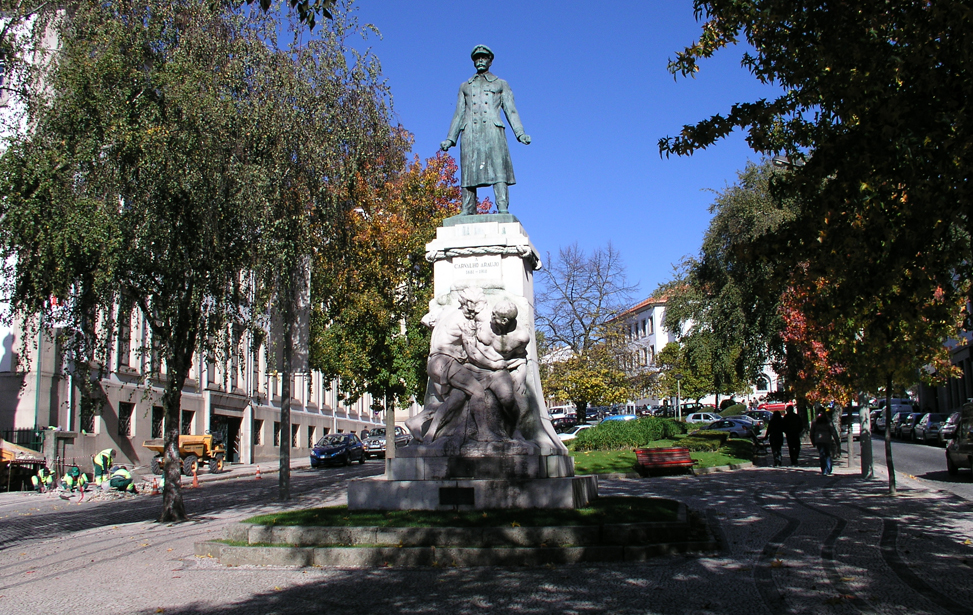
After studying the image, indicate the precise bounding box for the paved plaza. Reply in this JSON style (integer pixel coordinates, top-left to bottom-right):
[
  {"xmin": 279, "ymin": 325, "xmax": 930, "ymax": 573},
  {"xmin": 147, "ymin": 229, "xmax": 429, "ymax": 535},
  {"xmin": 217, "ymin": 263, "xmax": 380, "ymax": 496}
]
[{"xmin": 0, "ymin": 450, "xmax": 971, "ymax": 615}]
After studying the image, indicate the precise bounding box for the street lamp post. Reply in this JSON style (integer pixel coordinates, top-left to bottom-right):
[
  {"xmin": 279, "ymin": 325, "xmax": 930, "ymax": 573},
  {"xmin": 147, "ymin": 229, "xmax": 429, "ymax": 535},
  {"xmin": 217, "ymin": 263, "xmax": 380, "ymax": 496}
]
[{"xmin": 674, "ymin": 373, "xmax": 684, "ymax": 421}]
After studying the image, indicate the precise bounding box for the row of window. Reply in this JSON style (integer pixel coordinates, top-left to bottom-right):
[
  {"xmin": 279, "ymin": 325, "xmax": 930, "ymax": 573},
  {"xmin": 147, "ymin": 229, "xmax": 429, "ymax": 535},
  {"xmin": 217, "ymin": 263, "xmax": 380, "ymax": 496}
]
[{"xmin": 628, "ymin": 316, "xmax": 654, "ymax": 340}]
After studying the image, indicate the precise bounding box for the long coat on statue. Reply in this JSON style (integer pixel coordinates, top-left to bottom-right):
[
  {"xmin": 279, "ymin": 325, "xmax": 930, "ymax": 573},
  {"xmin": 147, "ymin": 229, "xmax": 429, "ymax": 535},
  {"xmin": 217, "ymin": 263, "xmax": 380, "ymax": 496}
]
[{"xmin": 445, "ymin": 71, "xmax": 526, "ymax": 188}]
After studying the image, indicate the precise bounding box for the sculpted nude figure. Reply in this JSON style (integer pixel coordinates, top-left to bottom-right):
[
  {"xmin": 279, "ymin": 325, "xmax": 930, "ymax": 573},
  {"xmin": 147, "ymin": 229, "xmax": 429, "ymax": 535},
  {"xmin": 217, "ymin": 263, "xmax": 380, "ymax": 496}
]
[{"xmin": 407, "ymin": 289, "xmax": 490, "ymax": 442}]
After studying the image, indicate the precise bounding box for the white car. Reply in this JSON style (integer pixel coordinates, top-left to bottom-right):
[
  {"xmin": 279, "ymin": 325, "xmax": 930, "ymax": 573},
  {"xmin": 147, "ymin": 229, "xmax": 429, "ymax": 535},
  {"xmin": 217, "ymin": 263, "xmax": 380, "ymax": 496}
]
[
  {"xmin": 685, "ymin": 412, "xmax": 721, "ymax": 424},
  {"xmin": 558, "ymin": 424, "xmax": 592, "ymax": 442}
]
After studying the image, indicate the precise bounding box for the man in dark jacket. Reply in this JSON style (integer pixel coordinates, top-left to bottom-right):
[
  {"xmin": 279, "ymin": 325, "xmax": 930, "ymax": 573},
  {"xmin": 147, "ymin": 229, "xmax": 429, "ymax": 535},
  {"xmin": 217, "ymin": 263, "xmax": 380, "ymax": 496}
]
[{"xmin": 782, "ymin": 406, "xmax": 803, "ymax": 466}]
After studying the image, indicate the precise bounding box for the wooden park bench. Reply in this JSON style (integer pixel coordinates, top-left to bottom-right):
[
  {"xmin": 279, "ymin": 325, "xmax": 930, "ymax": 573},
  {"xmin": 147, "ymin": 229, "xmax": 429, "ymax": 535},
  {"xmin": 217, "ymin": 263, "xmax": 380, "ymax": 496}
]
[{"xmin": 633, "ymin": 447, "xmax": 695, "ymax": 476}]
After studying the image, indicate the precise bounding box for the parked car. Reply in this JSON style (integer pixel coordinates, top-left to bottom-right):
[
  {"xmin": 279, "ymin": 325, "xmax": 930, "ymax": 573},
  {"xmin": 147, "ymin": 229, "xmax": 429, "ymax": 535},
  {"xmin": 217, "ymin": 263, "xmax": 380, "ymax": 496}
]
[
  {"xmin": 939, "ymin": 411, "xmax": 962, "ymax": 446},
  {"xmin": 703, "ymin": 418, "xmax": 756, "ymax": 439},
  {"xmin": 895, "ymin": 412, "xmax": 923, "ymax": 440},
  {"xmin": 758, "ymin": 401, "xmax": 795, "ymax": 413},
  {"xmin": 363, "ymin": 426, "xmax": 412, "ymax": 459},
  {"xmin": 886, "ymin": 410, "xmax": 914, "ymax": 437},
  {"xmin": 913, "ymin": 413, "xmax": 947, "ymax": 444},
  {"xmin": 601, "ymin": 414, "xmax": 638, "ymax": 422},
  {"xmin": 869, "ymin": 408, "xmax": 884, "ymax": 431},
  {"xmin": 552, "ymin": 417, "xmax": 578, "ymax": 432},
  {"xmin": 685, "ymin": 412, "xmax": 722, "ymax": 424},
  {"xmin": 747, "ymin": 409, "xmax": 774, "ymax": 424},
  {"xmin": 945, "ymin": 404, "xmax": 973, "ymax": 476},
  {"xmin": 839, "ymin": 411, "xmax": 862, "ymax": 441},
  {"xmin": 730, "ymin": 414, "xmax": 764, "ymax": 435},
  {"xmin": 558, "ymin": 424, "xmax": 592, "ymax": 442},
  {"xmin": 310, "ymin": 433, "xmax": 365, "ymax": 467}
]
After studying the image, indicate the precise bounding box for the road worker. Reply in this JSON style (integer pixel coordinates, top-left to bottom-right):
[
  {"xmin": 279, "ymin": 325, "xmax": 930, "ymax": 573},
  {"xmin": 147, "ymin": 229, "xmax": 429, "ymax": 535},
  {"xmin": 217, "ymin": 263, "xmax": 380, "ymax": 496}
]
[
  {"xmin": 92, "ymin": 448, "xmax": 115, "ymax": 486},
  {"xmin": 31, "ymin": 467, "xmax": 54, "ymax": 492},
  {"xmin": 108, "ymin": 465, "xmax": 137, "ymax": 493},
  {"xmin": 60, "ymin": 466, "xmax": 88, "ymax": 492}
]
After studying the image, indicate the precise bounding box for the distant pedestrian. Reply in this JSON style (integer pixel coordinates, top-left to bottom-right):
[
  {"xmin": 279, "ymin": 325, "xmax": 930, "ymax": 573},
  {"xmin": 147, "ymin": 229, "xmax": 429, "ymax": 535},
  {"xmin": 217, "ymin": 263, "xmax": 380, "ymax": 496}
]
[
  {"xmin": 812, "ymin": 412, "xmax": 840, "ymax": 475},
  {"xmin": 767, "ymin": 411, "xmax": 785, "ymax": 467},
  {"xmin": 782, "ymin": 405, "xmax": 802, "ymax": 465}
]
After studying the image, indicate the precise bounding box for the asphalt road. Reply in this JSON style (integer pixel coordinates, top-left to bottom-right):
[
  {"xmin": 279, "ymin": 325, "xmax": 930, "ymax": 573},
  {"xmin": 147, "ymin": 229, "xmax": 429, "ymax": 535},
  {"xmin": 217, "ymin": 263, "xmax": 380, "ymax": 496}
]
[{"xmin": 856, "ymin": 434, "xmax": 973, "ymax": 500}]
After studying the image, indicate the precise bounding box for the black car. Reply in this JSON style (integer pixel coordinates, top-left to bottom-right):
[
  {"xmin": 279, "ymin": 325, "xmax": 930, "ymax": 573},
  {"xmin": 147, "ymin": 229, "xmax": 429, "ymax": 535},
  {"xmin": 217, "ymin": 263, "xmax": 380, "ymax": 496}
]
[{"xmin": 310, "ymin": 433, "xmax": 365, "ymax": 467}]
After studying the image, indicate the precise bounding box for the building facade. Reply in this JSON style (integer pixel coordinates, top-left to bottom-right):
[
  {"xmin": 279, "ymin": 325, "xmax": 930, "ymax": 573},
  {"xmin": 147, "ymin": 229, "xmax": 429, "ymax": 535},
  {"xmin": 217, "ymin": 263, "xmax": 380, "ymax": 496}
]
[
  {"xmin": 0, "ymin": 309, "xmax": 410, "ymax": 470},
  {"xmin": 618, "ymin": 296, "xmax": 781, "ymax": 408}
]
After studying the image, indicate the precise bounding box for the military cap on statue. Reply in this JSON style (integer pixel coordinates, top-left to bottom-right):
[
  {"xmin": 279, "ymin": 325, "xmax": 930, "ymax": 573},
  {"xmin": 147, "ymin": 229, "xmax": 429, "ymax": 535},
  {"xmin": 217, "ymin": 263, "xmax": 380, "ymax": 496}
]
[{"xmin": 470, "ymin": 44, "xmax": 494, "ymax": 59}]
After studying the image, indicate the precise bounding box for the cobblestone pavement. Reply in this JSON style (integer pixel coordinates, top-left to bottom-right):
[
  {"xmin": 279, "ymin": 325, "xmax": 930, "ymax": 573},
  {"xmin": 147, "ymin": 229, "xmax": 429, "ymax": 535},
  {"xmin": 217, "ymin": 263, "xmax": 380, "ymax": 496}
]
[{"xmin": 0, "ymin": 447, "xmax": 971, "ymax": 615}]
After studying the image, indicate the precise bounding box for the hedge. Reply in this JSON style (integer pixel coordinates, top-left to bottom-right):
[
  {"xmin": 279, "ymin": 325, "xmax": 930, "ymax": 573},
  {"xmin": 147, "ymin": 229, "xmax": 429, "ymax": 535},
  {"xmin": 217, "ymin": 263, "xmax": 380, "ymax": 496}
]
[{"xmin": 571, "ymin": 417, "xmax": 689, "ymax": 451}]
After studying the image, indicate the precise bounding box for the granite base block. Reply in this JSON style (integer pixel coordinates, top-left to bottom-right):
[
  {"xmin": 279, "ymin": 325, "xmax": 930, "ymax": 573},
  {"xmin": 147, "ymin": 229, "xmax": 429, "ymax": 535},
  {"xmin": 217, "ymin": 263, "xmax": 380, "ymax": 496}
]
[
  {"xmin": 347, "ymin": 475, "xmax": 598, "ymax": 511},
  {"xmin": 385, "ymin": 453, "xmax": 575, "ymax": 480}
]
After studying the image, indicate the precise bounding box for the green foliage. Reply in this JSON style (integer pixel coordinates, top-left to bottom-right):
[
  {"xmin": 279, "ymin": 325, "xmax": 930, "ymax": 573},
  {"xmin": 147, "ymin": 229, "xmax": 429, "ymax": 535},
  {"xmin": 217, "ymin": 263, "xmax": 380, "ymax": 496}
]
[
  {"xmin": 657, "ymin": 160, "xmax": 798, "ymax": 397},
  {"xmin": 0, "ymin": 0, "xmax": 395, "ymax": 520},
  {"xmin": 677, "ymin": 437, "xmax": 722, "ymax": 453},
  {"xmin": 719, "ymin": 404, "xmax": 747, "ymax": 417},
  {"xmin": 571, "ymin": 418, "xmax": 689, "ymax": 451},
  {"xmin": 661, "ymin": 2, "xmax": 972, "ymax": 405},
  {"xmin": 309, "ymin": 152, "xmax": 461, "ymax": 408}
]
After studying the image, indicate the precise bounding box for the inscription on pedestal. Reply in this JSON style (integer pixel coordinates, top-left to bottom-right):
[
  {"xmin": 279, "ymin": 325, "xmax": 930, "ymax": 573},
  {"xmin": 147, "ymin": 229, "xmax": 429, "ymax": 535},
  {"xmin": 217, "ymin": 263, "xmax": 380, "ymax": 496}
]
[{"xmin": 452, "ymin": 255, "xmax": 501, "ymax": 281}]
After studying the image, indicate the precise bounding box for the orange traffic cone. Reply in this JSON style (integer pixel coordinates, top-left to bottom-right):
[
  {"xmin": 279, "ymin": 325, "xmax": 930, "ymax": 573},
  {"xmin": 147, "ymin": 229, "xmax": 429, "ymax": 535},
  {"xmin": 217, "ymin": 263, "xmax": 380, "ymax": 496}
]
[
  {"xmin": 151, "ymin": 478, "xmax": 160, "ymax": 496},
  {"xmin": 255, "ymin": 467, "xmax": 262, "ymax": 480},
  {"xmin": 192, "ymin": 468, "xmax": 199, "ymax": 489}
]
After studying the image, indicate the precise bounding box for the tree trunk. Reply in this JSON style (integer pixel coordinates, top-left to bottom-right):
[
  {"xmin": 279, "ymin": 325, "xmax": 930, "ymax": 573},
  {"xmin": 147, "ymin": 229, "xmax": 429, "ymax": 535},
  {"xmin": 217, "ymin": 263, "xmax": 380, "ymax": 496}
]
[
  {"xmin": 278, "ymin": 272, "xmax": 293, "ymax": 502},
  {"xmin": 574, "ymin": 400, "xmax": 588, "ymax": 424},
  {"xmin": 159, "ymin": 316, "xmax": 197, "ymax": 523},
  {"xmin": 884, "ymin": 374, "xmax": 896, "ymax": 495}
]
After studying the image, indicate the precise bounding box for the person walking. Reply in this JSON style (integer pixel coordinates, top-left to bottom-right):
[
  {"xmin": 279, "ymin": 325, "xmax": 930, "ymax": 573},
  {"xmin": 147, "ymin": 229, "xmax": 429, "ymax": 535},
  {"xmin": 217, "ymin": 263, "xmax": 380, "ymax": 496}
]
[
  {"xmin": 812, "ymin": 412, "xmax": 840, "ymax": 475},
  {"xmin": 767, "ymin": 411, "xmax": 785, "ymax": 467},
  {"xmin": 782, "ymin": 405, "xmax": 803, "ymax": 466}
]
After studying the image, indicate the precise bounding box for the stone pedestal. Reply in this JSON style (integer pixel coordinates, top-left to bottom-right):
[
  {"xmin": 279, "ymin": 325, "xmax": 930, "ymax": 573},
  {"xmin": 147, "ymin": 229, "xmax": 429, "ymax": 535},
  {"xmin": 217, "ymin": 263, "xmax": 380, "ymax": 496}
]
[{"xmin": 348, "ymin": 214, "xmax": 596, "ymax": 511}]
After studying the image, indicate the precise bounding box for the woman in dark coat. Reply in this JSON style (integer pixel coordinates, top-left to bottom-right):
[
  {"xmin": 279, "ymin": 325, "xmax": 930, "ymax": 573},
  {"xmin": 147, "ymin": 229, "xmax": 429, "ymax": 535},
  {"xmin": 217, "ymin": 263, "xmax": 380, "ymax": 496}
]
[{"xmin": 767, "ymin": 411, "xmax": 785, "ymax": 467}]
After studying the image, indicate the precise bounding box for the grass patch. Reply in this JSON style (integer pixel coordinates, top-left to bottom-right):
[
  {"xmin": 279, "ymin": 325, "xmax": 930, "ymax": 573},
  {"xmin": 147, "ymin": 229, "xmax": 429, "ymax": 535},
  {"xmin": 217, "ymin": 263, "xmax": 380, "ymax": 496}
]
[
  {"xmin": 570, "ymin": 438, "xmax": 753, "ymax": 474},
  {"xmin": 243, "ymin": 496, "xmax": 680, "ymax": 528}
]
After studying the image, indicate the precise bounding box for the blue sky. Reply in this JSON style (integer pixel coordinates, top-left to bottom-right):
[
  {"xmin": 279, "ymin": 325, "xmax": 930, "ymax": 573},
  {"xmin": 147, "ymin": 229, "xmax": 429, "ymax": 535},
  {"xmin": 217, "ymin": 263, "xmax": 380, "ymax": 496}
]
[{"xmin": 352, "ymin": 0, "xmax": 782, "ymax": 302}]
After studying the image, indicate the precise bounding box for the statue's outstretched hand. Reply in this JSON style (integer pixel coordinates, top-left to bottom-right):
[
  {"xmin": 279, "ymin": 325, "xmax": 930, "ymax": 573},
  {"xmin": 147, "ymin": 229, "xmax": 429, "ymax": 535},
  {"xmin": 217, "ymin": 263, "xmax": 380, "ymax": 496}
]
[
  {"xmin": 440, "ymin": 139, "xmax": 454, "ymax": 151},
  {"xmin": 518, "ymin": 134, "xmax": 531, "ymax": 145}
]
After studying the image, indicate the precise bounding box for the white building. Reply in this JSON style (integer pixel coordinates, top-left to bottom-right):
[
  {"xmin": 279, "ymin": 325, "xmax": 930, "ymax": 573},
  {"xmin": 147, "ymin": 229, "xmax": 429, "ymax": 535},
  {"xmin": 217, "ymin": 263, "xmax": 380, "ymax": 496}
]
[
  {"xmin": 0, "ymin": 309, "xmax": 398, "ymax": 468},
  {"xmin": 618, "ymin": 295, "xmax": 781, "ymax": 409}
]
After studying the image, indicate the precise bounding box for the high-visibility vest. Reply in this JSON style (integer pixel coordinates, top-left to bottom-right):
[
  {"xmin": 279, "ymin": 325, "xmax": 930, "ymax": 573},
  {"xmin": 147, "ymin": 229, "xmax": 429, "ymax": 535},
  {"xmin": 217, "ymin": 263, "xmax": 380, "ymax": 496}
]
[
  {"xmin": 110, "ymin": 467, "xmax": 132, "ymax": 481},
  {"xmin": 93, "ymin": 449, "xmax": 114, "ymax": 467}
]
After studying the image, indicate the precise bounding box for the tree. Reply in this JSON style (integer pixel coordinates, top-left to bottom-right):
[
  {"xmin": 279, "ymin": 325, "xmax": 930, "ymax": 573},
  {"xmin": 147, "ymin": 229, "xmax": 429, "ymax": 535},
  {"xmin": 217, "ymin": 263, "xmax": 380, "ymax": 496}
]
[
  {"xmin": 654, "ymin": 341, "xmax": 714, "ymax": 405},
  {"xmin": 536, "ymin": 243, "xmax": 637, "ymax": 420},
  {"xmin": 662, "ymin": 2, "xmax": 972, "ymax": 492},
  {"xmin": 0, "ymin": 0, "xmax": 395, "ymax": 519},
  {"xmin": 310, "ymin": 150, "xmax": 461, "ymax": 412},
  {"xmin": 658, "ymin": 160, "xmax": 798, "ymax": 405}
]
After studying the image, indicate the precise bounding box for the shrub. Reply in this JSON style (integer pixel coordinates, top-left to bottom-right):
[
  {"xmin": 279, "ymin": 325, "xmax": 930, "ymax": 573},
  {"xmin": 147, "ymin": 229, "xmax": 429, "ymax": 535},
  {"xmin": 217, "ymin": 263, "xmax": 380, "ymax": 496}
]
[
  {"xmin": 572, "ymin": 418, "xmax": 689, "ymax": 451},
  {"xmin": 678, "ymin": 437, "xmax": 723, "ymax": 452},
  {"xmin": 689, "ymin": 430, "xmax": 730, "ymax": 446},
  {"xmin": 719, "ymin": 404, "xmax": 748, "ymax": 417}
]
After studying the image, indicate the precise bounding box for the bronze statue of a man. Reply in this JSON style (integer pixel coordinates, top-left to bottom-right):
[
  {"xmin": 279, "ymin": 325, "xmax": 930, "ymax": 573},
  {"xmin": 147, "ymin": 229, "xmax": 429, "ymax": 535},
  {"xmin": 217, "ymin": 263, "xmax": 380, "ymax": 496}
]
[{"xmin": 441, "ymin": 45, "xmax": 530, "ymax": 215}]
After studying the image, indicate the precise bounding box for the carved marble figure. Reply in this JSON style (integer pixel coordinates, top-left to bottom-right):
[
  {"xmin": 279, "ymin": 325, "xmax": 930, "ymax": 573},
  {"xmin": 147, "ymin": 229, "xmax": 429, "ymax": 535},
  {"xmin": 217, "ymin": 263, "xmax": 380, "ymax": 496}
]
[
  {"xmin": 406, "ymin": 289, "xmax": 563, "ymax": 452},
  {"xmin": 441, "ymin": 45, "xmax": 530, "ymax": 216}
]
